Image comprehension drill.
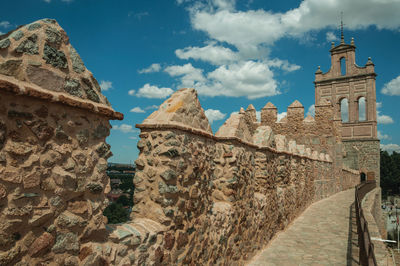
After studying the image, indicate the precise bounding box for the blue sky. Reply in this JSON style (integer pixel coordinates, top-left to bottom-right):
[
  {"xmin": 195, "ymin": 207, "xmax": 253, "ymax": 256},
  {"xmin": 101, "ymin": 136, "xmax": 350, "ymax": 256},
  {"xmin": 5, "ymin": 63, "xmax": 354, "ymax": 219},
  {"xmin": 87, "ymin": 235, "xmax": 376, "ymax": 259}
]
[{"xmin": 1, "ymin": 0, "xmax": 400, "ymax": 163}]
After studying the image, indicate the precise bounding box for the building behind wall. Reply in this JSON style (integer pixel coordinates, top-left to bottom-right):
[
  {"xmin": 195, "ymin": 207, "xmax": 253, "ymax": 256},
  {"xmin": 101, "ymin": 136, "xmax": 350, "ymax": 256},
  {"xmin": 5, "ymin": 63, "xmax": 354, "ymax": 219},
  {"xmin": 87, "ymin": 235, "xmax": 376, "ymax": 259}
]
[{"xmin": 314, "ymin": 34, "xmax": 380, "ymax": 185}]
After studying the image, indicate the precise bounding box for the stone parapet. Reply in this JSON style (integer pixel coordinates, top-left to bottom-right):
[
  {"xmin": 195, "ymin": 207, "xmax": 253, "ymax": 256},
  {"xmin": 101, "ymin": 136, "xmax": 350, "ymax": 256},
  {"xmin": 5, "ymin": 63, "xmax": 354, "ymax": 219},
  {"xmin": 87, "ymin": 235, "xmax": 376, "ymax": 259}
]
[{"xmin": 362, "ymin": 187, "xmax": 390, "ymax": 265}]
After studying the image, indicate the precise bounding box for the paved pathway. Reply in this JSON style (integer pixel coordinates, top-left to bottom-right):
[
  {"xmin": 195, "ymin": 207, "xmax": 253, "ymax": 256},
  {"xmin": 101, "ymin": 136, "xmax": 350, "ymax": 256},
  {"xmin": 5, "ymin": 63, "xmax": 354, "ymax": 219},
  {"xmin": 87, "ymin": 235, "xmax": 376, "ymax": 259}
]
[{"xmin": 248, "ymin": 189, "xmax": 359, "ymax": 266}]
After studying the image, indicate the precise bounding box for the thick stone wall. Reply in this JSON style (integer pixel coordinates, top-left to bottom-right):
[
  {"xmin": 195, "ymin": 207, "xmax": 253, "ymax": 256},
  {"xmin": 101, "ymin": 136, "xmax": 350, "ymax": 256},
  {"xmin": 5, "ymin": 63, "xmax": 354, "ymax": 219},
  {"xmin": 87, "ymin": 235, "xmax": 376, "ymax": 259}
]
[
  {"xmin": 131, "ymin": 126, "xmax": 340, "ymax": 265},
  {"xmin": 0, "ymin": 90, "xmax": 114, "ymax": 265}
]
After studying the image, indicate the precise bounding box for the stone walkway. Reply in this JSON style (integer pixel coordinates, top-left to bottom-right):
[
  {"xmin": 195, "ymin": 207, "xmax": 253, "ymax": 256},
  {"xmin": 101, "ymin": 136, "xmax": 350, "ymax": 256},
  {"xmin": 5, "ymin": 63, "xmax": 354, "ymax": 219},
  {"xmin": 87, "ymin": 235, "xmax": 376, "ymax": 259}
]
[{"xmin": 248, "ymin": 189, "xmax": 359, "ymax": 266}]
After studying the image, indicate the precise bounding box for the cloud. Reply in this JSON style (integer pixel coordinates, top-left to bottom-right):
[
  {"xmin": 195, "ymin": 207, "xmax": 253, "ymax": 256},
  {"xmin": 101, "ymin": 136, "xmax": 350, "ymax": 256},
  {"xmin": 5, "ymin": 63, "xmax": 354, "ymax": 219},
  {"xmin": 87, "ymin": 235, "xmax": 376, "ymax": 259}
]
[
  {"xmin": 376, "ymin": 102, "xmax": 394, "ymax": 124},
  {"xmin": 129, "ymin": 136, "xmax": 138, "ymax": 140},
  {"xmin": 112, "ymin": 124, "xmax": 137, "ymax": 133},
  {"xmin": 326, "ymin": 31, "xmax": 338, "ymax": 42},
  {"xmin": 165, "ymin": 63, "xmax": 206, "ymax": 88},
  {"xmin": 176, "ymin": 43, "xmax": 238, "ymax": 65},
  {"xmin": 132, "ymin": 12, "xmax": 149, "ymax": 20},
  {"xmin": 128, "ymin": 90, "xmax": 135, "ymax": 96},
  {"xmin": 0, "ymin": 32, "xmax": 4, "ymax": 35},
  {"xmin": 306, "ymin": 104, "xmax": 315, "ymax": 117},
  {"xmin": 0, "ymin": 21, "xmax": 10, "ymax": 28},
  {"xmin": 99, "ymin": 80, "xmax": 113, "ymax": 91},
  {"xmin": 191, "ymin": 0, "xmax": 400, "ymax": 53},
  {"xmin": 277, "ymin": 112, "xmax": 287, "ymax": 122},
  {"xmin": 382, "ymin": 75, "xmax": 400, "ymax": 96},
  {"xmin": 378, "ymin": 131, "xmax": 391, "ymax": 140},
  {"xmin": 381, "ymin": 143, "xmax": 400, "ymax": 154},
  {"xmin": 267, "ymin": 59, "xmax": 301, "ymax": 72},
  {"xmin": 138, "ymin": 63, "xmax": 161, "ymax": 74},
  {"xmin": 135, "ymin": 83, "xmax": 174, "ymax": 98},
  {"xmin": 130, "ymin": 107, "xmax": 145, "ymax": 113},
  {"xmin": 204, "ymin": 109, "xmax": 226, "ymax": 123},
  {"xmin": 198, "ymin": 60, "xmax": 279, "ymax": 99},
  {"xmin": 145, "ymin": 105, "xmax": 159, "ymax": 110}
]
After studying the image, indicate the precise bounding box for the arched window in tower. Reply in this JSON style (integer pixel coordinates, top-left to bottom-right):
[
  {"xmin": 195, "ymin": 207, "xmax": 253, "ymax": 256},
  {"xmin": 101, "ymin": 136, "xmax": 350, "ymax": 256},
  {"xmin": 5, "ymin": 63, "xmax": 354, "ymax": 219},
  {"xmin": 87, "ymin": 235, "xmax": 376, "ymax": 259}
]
[
  {"xmin": 340, "ymin": 98, "xmax": 349, "ymax": 122},
  {"xmin": 358, "ymin": 97, "xmax": 366, "ymax": 121},
  {"xmin": 340, "ymin": 57, "xmax": 346, "ymax": 76}
]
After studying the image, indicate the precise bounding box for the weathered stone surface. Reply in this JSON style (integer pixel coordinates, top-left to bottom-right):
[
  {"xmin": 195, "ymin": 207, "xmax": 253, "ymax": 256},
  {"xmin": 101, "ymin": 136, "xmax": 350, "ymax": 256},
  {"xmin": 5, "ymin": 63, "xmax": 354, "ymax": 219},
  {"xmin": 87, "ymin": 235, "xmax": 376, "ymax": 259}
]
[
  {"xmin": 0, "ymin": 60, "xmax": 22, "ymax": 77},
  {"xmin": 28, "ymin": 210, "xmax": 53, "ymax": 226},
  {"xmin": 9, "ymin": 30, "xmax": 23, "ymax": 41},
  {"xmin": 70, "ymin": 46, "xmax": 85, "ymax": 73},
  {"xmin": 43, "ymin": 44, "xmax": 68, "ymax": 69},
  {"xmin": 86, "ymin": 183, "xmax": 103, "ymax": 194},
  {"xmin": 0, "ymin": 38, "xmax": 11, "ymax": 49},
  {"xmin": 68, "ymin": 200, "xmax": 88, "ymax": 214},
  {"xmin": 82, "ymin": 78, "xmax": 100, "ymax": 103},
  {"xmin": 26, "ymin": 65, "xmax": 64, "ymax": 92},
  {"xmin": 52, "ymin": 166, "xmax": 77, "ymax": 190},
  {"xmin": 28, "ymin": 232, "xmax": 54, "ymax": 256},
  {"xmin": 64, "ymin": 79, "xmax": 83, "ymax": 98},
  {"xmin": 0, "ymin": 184, "xmax": 7, "ymax": 199},
  {"xmin": 93, "ymin": 124, "xmax": 109, "ymax": 139},
  {"xmin": 45, "ymin": 27, "xmax": 62, "ymax": 47},
  {"xmin": 15, "ymin": 34, "xmax": 39, "ymax": 54},
  {"xmin": 57, "ymin": 211, "xmax": 87, "ymax": 228},
  {"xmin": 52, "ymin": 232, "xmax": 80, "ymax": 253},
  {"xmin": 27, "ymin": 22, "xmax": 42, "ymax": 31}
]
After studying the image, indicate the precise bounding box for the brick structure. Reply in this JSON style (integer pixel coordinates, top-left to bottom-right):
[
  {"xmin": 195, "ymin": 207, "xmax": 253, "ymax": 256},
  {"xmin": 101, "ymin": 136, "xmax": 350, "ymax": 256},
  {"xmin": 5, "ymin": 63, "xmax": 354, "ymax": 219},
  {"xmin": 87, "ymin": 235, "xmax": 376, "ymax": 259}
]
[{"xmin": 314, "ymin": 35, "xmax": 380, "ymax": 185}]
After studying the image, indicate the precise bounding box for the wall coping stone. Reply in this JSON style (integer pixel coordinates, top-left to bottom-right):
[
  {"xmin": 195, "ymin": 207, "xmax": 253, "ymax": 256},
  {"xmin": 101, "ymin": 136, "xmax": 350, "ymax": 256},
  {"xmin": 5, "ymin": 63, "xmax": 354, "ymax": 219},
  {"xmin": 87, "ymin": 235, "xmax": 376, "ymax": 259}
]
[{"xmin": 0, "ymin": 75, "xmax": 123, "ymax": 120}]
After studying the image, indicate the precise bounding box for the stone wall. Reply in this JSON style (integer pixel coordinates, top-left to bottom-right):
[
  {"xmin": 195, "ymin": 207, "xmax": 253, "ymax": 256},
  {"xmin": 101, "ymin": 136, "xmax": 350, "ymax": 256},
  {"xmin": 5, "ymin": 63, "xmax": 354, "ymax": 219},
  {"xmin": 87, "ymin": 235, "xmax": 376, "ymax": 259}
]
[
  {"xmin": 0, "ymin": 86, "xmax": 118, "ymax": 265},
  {"xmin": 362, "ymin": 187, "xmax": 389, "ymax": 265}
]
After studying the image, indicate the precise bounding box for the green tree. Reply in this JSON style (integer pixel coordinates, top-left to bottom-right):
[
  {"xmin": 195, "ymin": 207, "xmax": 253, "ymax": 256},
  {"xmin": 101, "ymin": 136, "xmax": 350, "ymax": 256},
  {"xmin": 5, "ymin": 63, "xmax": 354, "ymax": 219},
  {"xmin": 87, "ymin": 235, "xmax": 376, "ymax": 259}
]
[
  {"xmin": 381, "ymin": 150, "xmax": 400, "ymax": 197},
  {"xmin": 103, "ymin": 202, "xmax": 129, "ymax": 224},
  {"xmin": 116, "ymin": 195, "xmax": 132, "ymax": 206}
]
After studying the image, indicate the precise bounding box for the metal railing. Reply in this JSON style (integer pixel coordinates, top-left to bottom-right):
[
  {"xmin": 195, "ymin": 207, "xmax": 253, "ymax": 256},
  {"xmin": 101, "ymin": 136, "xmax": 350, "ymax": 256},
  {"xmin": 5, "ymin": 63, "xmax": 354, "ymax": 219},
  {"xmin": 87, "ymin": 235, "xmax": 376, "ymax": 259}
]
[{"xmin": 355, "ymin": 180, "xmax": 378, "ymax": 266}]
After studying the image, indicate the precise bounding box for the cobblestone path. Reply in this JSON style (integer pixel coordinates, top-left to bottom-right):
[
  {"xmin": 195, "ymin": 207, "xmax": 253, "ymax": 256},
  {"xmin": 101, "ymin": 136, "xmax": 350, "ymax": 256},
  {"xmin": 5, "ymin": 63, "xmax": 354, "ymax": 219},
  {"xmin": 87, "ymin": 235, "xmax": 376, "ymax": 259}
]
[{"xmin": 248, "ymin": 189, "xmax": 359, "ymax": 266}]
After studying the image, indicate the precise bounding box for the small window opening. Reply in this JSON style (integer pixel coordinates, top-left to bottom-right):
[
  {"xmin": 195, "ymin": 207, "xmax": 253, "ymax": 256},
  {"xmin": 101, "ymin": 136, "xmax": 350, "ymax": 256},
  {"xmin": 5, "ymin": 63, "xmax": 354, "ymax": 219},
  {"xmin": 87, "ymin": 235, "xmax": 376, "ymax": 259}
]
[
  {"xmin": 340, "ymin": 57, "xmax": 346, "ymax": 76},
  {"xmin": 358, "ymin": 97, "xmax": 366, "ymax": 121},
  {"xmin": 340, "ymin": 98, "xmax": 349, "ymax": 122}
]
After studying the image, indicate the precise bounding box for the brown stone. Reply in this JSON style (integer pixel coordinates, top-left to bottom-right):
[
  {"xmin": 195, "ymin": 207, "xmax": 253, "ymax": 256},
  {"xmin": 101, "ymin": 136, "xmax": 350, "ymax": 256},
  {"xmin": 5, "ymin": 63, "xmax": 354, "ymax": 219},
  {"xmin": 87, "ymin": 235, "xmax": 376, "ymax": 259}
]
[
  {"xmin": 23, "ymin": 170, "xmax": 41, "ymax": 189},
  {"xmin": 79, "ymin": 245, "xmax": 92, "ymax": 261},
  {"xmin": 164, "ymin": 232, "xmax": 175, "ymax": 250},
  {"xmin": 68, "ymin": 200, "xmax": 88, "ymax": 214},
  {"xmin": 26, "ymin": 65, "xmax": 65, "ymax": 92},
  {"xmin": 176, "ymin": 231, "xmax": 188, "ymax": 249},
  {"xmin": 28, "ymin": 232, "xmax": 55, "ymax": 257},
  {"xmin": 0, "ymin": 184, "xmax": 7, "ymax": 199}
]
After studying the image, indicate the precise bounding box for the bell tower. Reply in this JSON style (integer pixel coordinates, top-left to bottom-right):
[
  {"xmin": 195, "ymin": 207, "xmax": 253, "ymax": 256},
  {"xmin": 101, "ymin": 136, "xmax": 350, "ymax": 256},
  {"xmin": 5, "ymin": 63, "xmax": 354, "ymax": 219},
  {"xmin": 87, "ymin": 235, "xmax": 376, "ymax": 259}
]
[{"xmin": 314, "ymin": 31, "xmax": 380, "ymax": 184}]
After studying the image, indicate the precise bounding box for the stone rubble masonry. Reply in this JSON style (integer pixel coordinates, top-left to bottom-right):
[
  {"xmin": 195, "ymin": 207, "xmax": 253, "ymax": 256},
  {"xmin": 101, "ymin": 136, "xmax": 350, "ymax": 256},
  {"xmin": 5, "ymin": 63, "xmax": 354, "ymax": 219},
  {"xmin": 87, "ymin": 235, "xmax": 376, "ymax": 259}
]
[
  {"xmin": 0, "ymin": 20, "xmax": 361, "ymax": 265},
  {"xmin": 130, "ymin": 88, "xmax": 359, "ymax": 265}
]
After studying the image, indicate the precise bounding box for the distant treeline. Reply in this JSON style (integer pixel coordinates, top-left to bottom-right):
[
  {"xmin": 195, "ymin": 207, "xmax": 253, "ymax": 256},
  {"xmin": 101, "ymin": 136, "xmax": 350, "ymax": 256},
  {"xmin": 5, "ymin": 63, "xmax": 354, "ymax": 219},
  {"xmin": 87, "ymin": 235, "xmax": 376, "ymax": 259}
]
[
  {"xmin": 381, "ymin": 150, "xmax": 400, "ymax": 197},
  {"xmin": 107, "ymin": 162, "xmax": 135, "ymax": 171}
]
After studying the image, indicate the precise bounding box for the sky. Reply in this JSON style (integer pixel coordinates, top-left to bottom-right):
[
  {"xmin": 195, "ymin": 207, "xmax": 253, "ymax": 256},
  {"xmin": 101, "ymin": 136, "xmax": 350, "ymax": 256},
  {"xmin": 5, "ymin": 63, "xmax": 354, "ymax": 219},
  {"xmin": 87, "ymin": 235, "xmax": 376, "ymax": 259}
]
[{"xmin": 1, "ymin": 0, "xmax": 400, "ymax": 163}]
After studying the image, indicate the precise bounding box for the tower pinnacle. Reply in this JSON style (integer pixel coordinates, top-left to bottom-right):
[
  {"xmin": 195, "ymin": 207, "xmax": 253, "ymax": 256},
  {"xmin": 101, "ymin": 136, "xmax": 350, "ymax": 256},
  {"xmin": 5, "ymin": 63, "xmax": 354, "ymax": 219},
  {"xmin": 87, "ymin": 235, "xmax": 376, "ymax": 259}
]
[{"xmin": 340, "ymin": 12, "xmax": 345, "ymax": 44}]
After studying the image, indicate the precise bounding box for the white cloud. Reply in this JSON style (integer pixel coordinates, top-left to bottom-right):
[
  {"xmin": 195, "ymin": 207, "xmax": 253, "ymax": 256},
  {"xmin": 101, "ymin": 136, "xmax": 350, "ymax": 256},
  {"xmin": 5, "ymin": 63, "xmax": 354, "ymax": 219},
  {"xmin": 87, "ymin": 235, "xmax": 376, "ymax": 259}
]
[
  {"xmin": 277, "ymin": 112, "xmax": 287, "ymax": 122},
  {"xmin": 136, "ymin": 83, "xmax": 174, "ymax": 98},
  {"xmin": 100, "ymin": 80, "xmax": 113, "ymax": 91},
  {"xmin": 378, "ymin": 131, "xmax": 391, "ymax": 140},
  {"xmin": 381, "ymin": 143, "xmax": 400, "ymax": 154},
  {"xmin": 145, "ymin": 105, "xmax": 159, "ymax": 110},
  {"xmin": 376, "ymin": 102, "xmax": 394, "ymax": 124},
  {"xmin": 165, "ymin": 63, "xmax": 206, "ymax": 88},
  {"xmin": 130, "ymin": 107, "xmax": 145, "ymax": 113},
  {"xmin": 112, "ymin": 124, "xmax": 137, "ymax": 133},
  {"xmin": 190, "ymin": 0, "xmax": 400, "ymax": 55},
  {"xmin": 0, "ymin": 32, "xmax": 4, "ymax": 35},
  {"xmin": 138, "ymin": 63, "xmax": 161, "ymax": 74},
  {"xmin": 128, "ymin": 90, "xmax": 135, "ymax": 96},
  {"xmin": 129, "ymin": 136, "xmax": 138, "ymax": 140},
  {"xmin": 175, "ymin": 43, "xmax": 238, "ymax": 65},
  {"xmin": 267, "ymin": 59, "xmax": 301, "ymax": 72},
  {"xmin": 0, "ymin": 21, "xmax": 10, "ymax": 28},
  {"xmin": 382, "ymin": 75, "xmax": 400, "ymax": 96},
  {"xmin": 306, "ymin": 104, "xmax": 315, "ymax": 117},
  {"xmin": 197, "ymin": 60, "xmax": 279, "ymax": 99},
  {"xmin": 204, "ymin": 109, "xmax": 226, "ymax": 123},
  {"xmin": 326, "ymin": 31, "xmax": 338, "ymax": 42}
]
